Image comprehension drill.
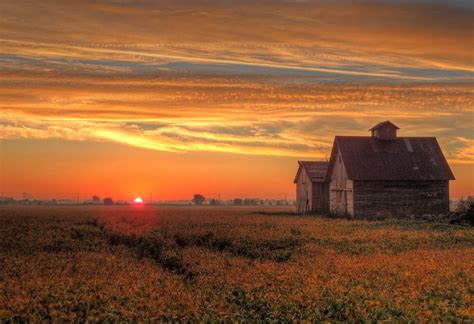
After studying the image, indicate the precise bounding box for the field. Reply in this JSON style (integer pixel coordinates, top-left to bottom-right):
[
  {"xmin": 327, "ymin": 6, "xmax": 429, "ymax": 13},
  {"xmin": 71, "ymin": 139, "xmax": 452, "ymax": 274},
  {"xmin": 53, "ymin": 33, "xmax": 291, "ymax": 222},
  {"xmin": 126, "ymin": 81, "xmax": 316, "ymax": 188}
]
[{"xmin": 0, "ymin": 205, "xmax": 473, "ymax": 321}]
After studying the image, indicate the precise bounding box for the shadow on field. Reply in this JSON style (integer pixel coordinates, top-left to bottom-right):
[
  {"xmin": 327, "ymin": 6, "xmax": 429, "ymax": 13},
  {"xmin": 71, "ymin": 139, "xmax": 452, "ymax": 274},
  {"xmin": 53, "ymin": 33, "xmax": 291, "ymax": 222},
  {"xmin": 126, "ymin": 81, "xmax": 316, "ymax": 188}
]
[
  {"xmin": 173, "ymin": 231, "xmax": 301, "ymax": 262},
  {"xmin": 87, "ymin": 220, "xmax": 303, "ymax": 281},
  {"xmin": 104, "ymin": 230, "xmax": 195, "ymax": 280}
]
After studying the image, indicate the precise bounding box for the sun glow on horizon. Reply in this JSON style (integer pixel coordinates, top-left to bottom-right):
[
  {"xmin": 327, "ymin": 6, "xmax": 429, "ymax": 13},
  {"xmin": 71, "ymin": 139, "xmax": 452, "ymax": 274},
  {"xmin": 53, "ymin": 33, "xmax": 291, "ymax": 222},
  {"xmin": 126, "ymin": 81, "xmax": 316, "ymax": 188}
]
[{"xmin": 134, "ymin": 197, "xmax": 144, "ymax": 204}]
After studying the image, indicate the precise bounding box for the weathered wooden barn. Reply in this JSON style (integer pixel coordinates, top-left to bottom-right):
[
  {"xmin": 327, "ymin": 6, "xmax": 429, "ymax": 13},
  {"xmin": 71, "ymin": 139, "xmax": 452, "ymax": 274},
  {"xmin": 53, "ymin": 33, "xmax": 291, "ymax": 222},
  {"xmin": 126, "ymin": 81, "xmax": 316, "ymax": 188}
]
[
  {"xmin": 294, "ymin": 161, "xmax": 329, "ymax": 214},
  {"xmin": 295, "ymin": 121, "xmax": 455, "ymax": 219}
]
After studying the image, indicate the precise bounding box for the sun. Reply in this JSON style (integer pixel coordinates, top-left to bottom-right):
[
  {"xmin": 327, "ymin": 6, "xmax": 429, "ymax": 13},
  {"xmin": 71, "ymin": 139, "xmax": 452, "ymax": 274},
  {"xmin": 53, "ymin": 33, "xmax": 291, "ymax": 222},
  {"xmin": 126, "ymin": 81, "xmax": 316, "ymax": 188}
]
[{"xmin": 134, "ymin": 197, "xmax": 144, "ymax": 204}]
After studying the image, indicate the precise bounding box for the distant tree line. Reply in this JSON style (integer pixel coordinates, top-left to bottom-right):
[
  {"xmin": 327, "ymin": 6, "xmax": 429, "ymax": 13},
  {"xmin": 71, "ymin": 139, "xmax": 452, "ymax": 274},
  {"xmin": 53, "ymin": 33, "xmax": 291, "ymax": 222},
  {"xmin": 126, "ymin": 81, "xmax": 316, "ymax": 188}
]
[
  {"xmin": 86, "ymin": 196, "xmax": 117, "ymax": 205},
  {"xmin": 0, "ymin": 193, "xmax": 294, "ymax": 206},
  {"xmin": 191, "ymin": 194, "xmax": 293, "ymax": 206}
]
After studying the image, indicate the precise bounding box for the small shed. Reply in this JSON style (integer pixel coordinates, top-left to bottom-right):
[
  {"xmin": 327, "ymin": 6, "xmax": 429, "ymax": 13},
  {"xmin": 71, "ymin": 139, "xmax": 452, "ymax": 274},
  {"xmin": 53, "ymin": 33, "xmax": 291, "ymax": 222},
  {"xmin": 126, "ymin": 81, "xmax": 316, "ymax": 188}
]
[{"xmin": 293, "ymin": 161, "xmax": 329, "ymax": 214}]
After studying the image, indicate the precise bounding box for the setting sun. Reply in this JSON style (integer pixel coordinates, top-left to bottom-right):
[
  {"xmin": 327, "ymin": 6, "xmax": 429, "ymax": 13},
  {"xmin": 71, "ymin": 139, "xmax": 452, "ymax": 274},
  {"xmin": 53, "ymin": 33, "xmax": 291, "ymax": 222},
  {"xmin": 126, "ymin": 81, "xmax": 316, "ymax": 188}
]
[{"xmin": 134, "ymin": 197, "xmax": 143, "ymax": 204}]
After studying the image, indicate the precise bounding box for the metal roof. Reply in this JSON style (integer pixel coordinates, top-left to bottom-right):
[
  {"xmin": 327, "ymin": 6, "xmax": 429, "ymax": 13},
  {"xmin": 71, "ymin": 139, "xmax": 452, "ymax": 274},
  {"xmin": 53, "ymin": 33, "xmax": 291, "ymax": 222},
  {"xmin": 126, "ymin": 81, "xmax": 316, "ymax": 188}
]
[{"xmin": 330, "ymin": 136, "xmax": 455, "ymax": 181}]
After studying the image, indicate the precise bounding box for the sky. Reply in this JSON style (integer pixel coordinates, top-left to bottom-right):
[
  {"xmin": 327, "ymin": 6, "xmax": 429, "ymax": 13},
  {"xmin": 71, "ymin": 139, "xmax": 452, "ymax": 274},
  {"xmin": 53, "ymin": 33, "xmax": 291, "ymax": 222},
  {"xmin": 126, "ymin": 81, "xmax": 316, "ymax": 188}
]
[{"xmin": 0, "ymin": 0, "xmax": 473, "ymax": 200}]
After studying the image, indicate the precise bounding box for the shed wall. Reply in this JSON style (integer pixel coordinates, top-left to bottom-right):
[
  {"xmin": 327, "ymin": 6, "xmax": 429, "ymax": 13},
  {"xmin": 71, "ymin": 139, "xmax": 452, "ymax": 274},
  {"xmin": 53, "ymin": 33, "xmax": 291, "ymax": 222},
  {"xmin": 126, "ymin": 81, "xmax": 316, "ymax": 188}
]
[{"xmin": 296, "ymin": 168, "xmax": 312, "ymax": 214}]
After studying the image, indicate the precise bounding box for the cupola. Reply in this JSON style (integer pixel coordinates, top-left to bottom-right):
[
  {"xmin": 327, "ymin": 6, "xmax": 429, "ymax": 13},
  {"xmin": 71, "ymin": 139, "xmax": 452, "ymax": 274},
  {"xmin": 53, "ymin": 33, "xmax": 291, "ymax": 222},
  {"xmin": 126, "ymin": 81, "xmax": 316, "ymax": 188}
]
[{"xmin": 369, "ymin": 121, "xmax": 399, "ymax": 140}]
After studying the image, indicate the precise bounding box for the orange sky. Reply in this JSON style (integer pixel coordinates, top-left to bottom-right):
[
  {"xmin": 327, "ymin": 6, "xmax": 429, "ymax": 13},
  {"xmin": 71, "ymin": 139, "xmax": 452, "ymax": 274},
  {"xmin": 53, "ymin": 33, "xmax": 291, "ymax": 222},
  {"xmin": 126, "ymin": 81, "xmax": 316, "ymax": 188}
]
[{"xmin": 0, "ymin": 0, "xmax": 473, "ymax": 200}]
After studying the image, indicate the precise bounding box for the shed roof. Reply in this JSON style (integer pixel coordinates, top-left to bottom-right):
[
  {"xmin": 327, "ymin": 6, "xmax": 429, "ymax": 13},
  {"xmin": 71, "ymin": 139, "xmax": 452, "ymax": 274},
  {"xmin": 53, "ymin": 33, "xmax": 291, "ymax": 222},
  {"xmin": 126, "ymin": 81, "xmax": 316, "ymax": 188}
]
[
  {"xmin": 330, "ymin": 136, "xmax": 455, "ymax": 181},
  {"xmin": 294, "ymin": 161, "xmax": 328, "ymax": 183}
]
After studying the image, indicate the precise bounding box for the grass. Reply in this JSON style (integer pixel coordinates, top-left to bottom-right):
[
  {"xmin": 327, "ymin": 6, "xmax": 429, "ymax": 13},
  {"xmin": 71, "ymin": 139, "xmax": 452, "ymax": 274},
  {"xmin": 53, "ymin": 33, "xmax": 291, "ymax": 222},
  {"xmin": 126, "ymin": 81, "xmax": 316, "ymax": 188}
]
[{"xmin": 0, "ymin": 205, "xmax": 473, "ymax": 321}]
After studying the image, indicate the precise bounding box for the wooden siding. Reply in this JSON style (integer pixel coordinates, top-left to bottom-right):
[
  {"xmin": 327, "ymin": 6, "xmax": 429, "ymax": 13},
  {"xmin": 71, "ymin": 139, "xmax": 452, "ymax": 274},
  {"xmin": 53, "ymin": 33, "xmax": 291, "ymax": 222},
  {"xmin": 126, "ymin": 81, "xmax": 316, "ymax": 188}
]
[
  {"xmin": 329, "ymin": 149, "xmax": 353, "ymax": 216},
  {"xmin": 352, "ymin": 180, "xmax": 450, "ymax": 219},
  {"xmin": 295, "ymin": 167, "xmax": 312, "ymax": 214},
  {"xmin": 311, "ymin": 182, "xmax": 329, "ymax": 213}
]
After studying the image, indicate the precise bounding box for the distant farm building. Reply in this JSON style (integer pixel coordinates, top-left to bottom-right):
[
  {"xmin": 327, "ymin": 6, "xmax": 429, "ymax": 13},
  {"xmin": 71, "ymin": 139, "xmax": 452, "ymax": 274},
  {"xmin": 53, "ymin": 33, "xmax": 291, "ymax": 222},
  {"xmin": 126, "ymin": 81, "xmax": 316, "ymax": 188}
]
[{"xmin": 294, "ymin": 121, "xmax": 455, "ymax": 219}]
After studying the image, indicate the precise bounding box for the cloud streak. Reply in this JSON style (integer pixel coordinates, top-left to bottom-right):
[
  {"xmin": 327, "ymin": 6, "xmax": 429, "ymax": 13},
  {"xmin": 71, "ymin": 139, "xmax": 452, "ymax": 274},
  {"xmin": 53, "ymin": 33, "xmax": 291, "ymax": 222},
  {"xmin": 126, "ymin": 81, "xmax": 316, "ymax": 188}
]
[
  {"xmin": 1, "ymin": 0, "xmax": 473, "ymax": 80},
  {"xmin": 1, "ymin": 73, "xmax": 472, "ymax": 163}
]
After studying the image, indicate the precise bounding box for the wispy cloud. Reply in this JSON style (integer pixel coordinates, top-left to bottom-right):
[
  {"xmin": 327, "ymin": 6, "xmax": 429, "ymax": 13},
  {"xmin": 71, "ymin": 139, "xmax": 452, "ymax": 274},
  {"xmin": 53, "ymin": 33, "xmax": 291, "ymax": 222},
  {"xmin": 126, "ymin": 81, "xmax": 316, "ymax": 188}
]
[
  {"xmin": 1, "ymin": 73, "xmax": 472, "ymax": 162},
  {"xmin": 1, "ymin": 0, "xmax": 473, "ymax": 80}
]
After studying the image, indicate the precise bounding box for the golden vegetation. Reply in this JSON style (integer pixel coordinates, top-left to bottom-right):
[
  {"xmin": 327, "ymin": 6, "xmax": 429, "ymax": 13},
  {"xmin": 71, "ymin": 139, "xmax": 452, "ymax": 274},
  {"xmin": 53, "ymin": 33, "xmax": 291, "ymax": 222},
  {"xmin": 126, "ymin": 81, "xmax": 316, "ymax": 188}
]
[{"xmin": 0, "ymin": 205, "xmax": 473, "ymax": 321}]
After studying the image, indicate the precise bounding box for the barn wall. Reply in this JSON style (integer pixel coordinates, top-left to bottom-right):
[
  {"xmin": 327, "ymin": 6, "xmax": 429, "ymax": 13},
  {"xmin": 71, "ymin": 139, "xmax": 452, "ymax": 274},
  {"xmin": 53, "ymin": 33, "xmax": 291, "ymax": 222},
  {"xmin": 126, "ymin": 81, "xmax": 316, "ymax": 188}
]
[
  {"xmin": 329, "ymin": 149, "xmax": 353, "ymax": 216},
  {"xmin": 352, "ymin": 180, "xmax": 450, "ymax": 219},
  {"xmin": 296, "ymin": 168, "xmax": 312, "ymax": 214}
]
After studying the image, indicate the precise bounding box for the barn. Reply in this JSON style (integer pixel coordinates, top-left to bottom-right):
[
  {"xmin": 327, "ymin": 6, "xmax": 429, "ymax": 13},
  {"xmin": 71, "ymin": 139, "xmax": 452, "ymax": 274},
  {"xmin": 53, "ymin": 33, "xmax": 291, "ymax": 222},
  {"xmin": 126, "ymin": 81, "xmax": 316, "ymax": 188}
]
[{"xmin": 295, "ymin": 121, "xmax": 455, "ymax": 219}]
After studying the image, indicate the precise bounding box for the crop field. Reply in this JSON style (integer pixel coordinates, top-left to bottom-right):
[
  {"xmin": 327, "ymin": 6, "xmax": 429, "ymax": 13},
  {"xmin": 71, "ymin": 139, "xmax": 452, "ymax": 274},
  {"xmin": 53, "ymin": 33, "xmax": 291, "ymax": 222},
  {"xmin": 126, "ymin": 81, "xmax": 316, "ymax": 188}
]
[{"xmin": 0, "ymin": 205, "xmax": 473, "ymax": 321}]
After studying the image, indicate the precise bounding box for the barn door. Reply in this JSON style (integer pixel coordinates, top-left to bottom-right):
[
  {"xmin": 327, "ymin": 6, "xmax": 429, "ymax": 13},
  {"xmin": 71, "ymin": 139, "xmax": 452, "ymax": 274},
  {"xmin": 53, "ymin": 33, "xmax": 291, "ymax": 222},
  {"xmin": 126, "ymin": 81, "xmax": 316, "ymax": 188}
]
[{"xmin": 337, "ymin": 190, "xmax": 348, "ymax": 215}]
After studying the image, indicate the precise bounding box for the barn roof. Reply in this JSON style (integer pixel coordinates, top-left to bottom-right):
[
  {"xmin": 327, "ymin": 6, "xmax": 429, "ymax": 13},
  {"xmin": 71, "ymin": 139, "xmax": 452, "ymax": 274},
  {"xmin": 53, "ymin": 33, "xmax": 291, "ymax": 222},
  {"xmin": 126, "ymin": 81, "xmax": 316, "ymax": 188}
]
[
  {"xmin": 294, "ymin": 161, "xmax": 328, "ymax": 183},
  {"xmin": 330, "ymin": 136, "xmax": 455, "ymax": 181}
]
